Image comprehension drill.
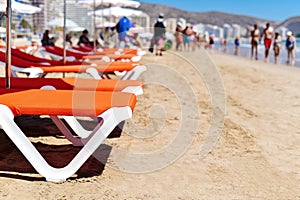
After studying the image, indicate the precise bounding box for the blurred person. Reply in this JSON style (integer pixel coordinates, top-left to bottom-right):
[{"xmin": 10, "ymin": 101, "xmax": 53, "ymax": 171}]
[
  {"xmin": 208, "ymin": 33, "xmax": 215, "ymax": 49},
  {"xmin": 273, "ymin": 32, "xmax": 282, "ymax": 64},
  {"xmin": 250, "ymin": 24, "xmax": 260, "ymax": 60},
  {"xmin": 286, "ymin": 31, "xmax": 296, "ymax": 65},
  {"xmin": 115, "ymin": 16, "xmax": 131, "ymax": 48},
  {"xmin": 175, "ymin": 22, "xmax": 183, "ymax": 51},
  {"xmin": 129, "ymin": 32, "xmax": 141, "ymax": 47},
  {"xmin": 77, "ymin": 29, "xmax": 99, "ymax": 47},
  {"xmin": 65, "ymin": 33, "xmax": 73, "ymax": 47},
  {"xmin": 149, "ymin": 13, "xmax": 166, "ymax": 56},
  {"xmin": 41, "ymin": 30, "xmax": 55, "ymax": 46},
  {"xmin": 204, "ymin": 32, "xmax": 210, "ymax": 49},
  {"xmin": 182, "ymin": 23, "xmax": 193, "ymax": 51},
  {"xmin": 0, "ymin": 37, "xmax": 4, "ymax": 45},
  {"xmin": 100, "ymin": 27, "xmax": 114, "ymax": 48},
  {"xmin": 234, "ymin": 37, "xmax": 240, "ymax": 55},
  {"xmin": 190, "ymin": 31, "xmax": 198, "ymax": 51},
  {"xmin": 223, "ymin": 38, "xmax": 228, "ymax": 53},
  {"xmin": 261, "ymin": 23, "xmax": 274, "ymax": 63}
]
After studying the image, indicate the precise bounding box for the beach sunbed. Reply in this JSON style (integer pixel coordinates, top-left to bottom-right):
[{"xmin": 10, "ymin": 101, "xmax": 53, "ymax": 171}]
[
  {"xmin": 41, "ymin": 46, "xmax": 142, "ymax": 62},
  {"xmin": 9, "ymin": 63, "xmax": 146, "ymax": 80},
  {"xmin": 0, "ymin": 89, "xmax": 136, "ymax": 182},
  {"xmin": 11, "ymin": 48, "xmax": 83, "ymax": 66},
  {"xmin": 0, "ymin": 77, "xmax": 143, "ymax": 145},
  {"xmin": 71, "ymin": 45, "xmax": 146, "ymax": 56},
  {"xmin": 0, "ymin": 52, "xmax": 147, "ymax": 80}
]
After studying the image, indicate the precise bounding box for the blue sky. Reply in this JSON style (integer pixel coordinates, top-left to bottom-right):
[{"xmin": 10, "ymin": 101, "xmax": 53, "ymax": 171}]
[{"xmin": 139, "ymin": 0, "xmax": 300, "ymax": 21}]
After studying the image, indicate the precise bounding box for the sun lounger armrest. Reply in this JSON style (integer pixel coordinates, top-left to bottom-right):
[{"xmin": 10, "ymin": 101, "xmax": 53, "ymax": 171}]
[{"xmin": 10, "ymin": 65, "xmax": 44, "ymax": 78}]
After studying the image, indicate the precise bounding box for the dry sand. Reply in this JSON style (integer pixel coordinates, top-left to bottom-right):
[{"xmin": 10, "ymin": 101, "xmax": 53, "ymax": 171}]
[{"xmin": 0, "ymin": 49, "xmax": 299, "ymax": 199}]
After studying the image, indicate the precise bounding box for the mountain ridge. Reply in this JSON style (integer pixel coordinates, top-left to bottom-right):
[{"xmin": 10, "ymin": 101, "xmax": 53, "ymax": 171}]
[
  {"xmin": 138, "ymin": 2, "xmax": 280, "ymax": 28},
  {"xmin": 276, "ymin": 16, "xmax": 300, "ymax": 36}
]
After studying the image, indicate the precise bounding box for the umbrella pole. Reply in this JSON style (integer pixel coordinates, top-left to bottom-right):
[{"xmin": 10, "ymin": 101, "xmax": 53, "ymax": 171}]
[
  {"xmin": 93, "ymin": 0, "xmax": 96, "ymax": 51},
  {"xmin": 62, "ymin": 0, "xmax": 67, "ymax": 78},
  {"xmin": 5, "ymin": 0, "xmax": 12, "ymax": 89}
]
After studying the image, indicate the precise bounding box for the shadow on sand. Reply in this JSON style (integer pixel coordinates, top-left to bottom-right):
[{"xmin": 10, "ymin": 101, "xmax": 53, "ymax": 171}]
[{"xmin": 0, "ymin": 115, "xmax": 124, "ymax": 181}]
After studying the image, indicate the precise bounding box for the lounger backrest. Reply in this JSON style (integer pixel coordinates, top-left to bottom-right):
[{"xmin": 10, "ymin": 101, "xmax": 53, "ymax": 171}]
[
  {"xmin": 0, "ymin": 51, "xmax": 50, "ymax": 67},
  {"xmin": 12, "ymin": 48, "xmax": 83, "ymax": 66},
  {"xmin": 44, "ymin": 46, "xmax": 86, "ymax": 60}
]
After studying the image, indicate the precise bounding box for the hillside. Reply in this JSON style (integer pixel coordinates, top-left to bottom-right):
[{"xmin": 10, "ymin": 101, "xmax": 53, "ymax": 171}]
[
  {"xmin": 139, "ymin": 2, "xmax": 279, "ymax": 27},
  {"xmin": 276, "ymin": 16, "xmax": 300, "ymax": 36}
]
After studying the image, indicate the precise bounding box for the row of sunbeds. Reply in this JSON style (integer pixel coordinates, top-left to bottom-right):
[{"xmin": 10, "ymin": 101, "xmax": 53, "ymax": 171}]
[
  {"xmin": 0, "ymin": 45, "xmax": 147, "ymax": 182},
  {"xmin": 0, "ymin": 46, "xmax": 147, "ymax": 79}
]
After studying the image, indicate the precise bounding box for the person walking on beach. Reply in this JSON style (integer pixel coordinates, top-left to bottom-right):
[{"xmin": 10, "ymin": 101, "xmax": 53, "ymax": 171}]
[
  {"xmin": 208, "ymin": 33, "xmax": 215, "ymax": 50},
  {"xmin": 261, "ymin": 23, "xmax": 274, "ymax": 63},
  {"xmin": 149, "ymin": 13, "xmax": 166, "ymax": 56},
  {"xmin": 182, "ymin": 24, "xmax": 193, "ymax": 51},
  {"xmin": 273, "ymin": 32, "xmax": 282, "ymax": 64},
  {"xmin": 175, "ymin": 22, "xmax": 183, "ymax": 51},
  {"xmin": 250, "ymin": 24, "xmax": 260, "ymax": 60},
  {"xmin": 286, "ymin": 31, "xmax": 296, "ymax": 65},
  {"xmin": 115, "ymin": 16, "xmax": 131, "ymax": 48},
  {"xmin": 234, "ymin": 37, "xmax": 240, "ymax": 55}
]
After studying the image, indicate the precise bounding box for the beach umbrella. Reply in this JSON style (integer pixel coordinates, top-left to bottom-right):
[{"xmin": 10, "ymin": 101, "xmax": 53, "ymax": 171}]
[
  {"xmin": 68, "ymin": 26, "xmax": 85, "ymax": 32},
  {"xmin": 47, "ymin": 18, "xmax": 81, "ymax": 29},
  {"xmin": 0, "ymin": 27, "xmax": 6, "ymax": 33},
  {"xmin": 0, "ymin": 0, "xmax": 41, "ymax": 14},
  {"xmin": 78, "ymin": 0, "xmax": 140, "ymax": 50},
  {"xmin": 96, "ymin": 21, "xmax": 116, "ymax": 29},
  {"xmin": 87, "ymin": 6, "xmax": 142, "ymax": 17},
  {"xmin": 3, "ymin": 0, "xmax": 41, "ymax": 88}
]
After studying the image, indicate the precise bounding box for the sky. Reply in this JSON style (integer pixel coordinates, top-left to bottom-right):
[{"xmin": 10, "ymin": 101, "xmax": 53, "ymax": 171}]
[{"xmin": 138, "ymin": 0, "xmax": 300, "ymax": 21}]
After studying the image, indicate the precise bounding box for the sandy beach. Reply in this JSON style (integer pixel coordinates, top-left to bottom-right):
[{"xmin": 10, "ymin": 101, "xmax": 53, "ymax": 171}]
[{"xmin": 0, "ymin": 49, "xmax": 299, "ymax": 199}]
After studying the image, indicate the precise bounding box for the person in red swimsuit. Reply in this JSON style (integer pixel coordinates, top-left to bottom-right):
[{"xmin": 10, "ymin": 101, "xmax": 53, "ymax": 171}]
[{"xmin": 261, "ymin": 23, "xmax": 274, "ymax": 63}]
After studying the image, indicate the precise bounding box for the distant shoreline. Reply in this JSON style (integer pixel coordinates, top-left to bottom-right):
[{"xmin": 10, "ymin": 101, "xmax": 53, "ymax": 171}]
[{"xmin": 214, "ymin": 38, "xmax": 300, "ymax": 67}]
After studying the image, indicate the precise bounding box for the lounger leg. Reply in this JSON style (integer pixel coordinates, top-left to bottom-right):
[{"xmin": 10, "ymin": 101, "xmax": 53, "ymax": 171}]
[
  {"xmin": 121, "ymin": 65, "xmax": 147, "ymax": 80},
  {"xmin": 11, "ymin": 70, "xmax": 18, "ymax": 78},
  {"xmin": 0, "ymin": 105, "xmax": 132, "ymax": 182},
  {"xmin": 50, "ymin": 116, "xmax": 90, "ymax": 146},
  {"xmin": 56, "ymin": 116, "xmax": 92, "ymax": 139}
]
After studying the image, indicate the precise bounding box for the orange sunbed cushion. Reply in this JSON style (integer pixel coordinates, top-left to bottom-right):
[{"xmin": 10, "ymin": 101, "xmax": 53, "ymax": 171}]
[
  {"xmin": 0, "ymin": 77, "xmax": 143, "ymax": 91},
  {"xmin": 0, "ymin": 89, "xmax": 136, "ymax": 117},
  {"xmin": 83, "ymin": 54, "xmax": 137, "ymax": 60},
  {"xmin": 36, "ymin": 63, "xmax": 137, "ymax": 73},
  {"xmin": 45, "ymin": 46, "xmax": 137, "ymax": 61}
]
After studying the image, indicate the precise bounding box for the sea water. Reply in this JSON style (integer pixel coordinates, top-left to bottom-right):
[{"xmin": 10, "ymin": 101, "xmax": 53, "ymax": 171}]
[{"xmin": 216, "ymin": 39, "xmax": 300, "ymax": 67}]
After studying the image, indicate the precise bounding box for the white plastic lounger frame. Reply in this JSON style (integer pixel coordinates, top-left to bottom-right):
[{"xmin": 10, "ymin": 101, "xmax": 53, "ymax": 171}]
[
  {"xmin": 8, "ymin": 63, "xmax": 147, "ymax": 80},
  {"xmin": 48, "ymin": 86, "xmax": 142, "ymax": 146},
  {"xmin": 85, "ymin": 65, "xmax": 147, "ymax": 80},
  {"xmin": 0, "ymin": 104, "xmax": 132, "ymax": 182},
  {"xmin": 39, "ymin": 84, "xmax": 142, "ymax": 146}
]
